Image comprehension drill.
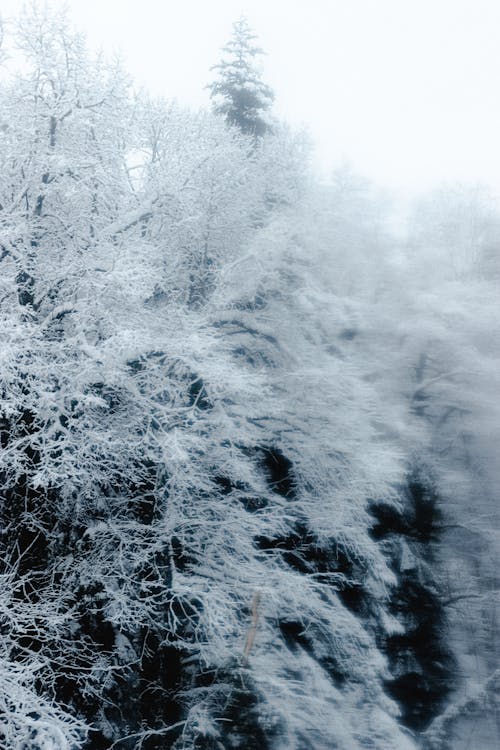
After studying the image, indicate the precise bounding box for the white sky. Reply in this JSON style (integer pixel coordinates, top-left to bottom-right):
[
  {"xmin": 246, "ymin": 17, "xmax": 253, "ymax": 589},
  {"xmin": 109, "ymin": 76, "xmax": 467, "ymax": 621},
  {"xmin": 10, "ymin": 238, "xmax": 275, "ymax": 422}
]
[{"xmin": 2, "ymin": 0, "xmax": 500, "ymax": 191}]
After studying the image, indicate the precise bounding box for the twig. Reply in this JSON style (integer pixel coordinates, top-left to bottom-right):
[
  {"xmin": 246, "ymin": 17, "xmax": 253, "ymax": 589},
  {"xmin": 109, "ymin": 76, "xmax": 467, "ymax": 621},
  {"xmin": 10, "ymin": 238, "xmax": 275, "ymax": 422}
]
[{"xmin": 243, "ymin": 592, "xmax": 261, "ymax": 661}]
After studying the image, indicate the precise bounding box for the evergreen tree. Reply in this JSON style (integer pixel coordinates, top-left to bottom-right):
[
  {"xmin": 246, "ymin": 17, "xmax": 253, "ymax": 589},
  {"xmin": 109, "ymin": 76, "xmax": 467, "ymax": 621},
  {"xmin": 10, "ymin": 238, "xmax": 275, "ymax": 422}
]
[{"xmin": 208, "ymin": 17, "xmax": 274, "ymax": 136}]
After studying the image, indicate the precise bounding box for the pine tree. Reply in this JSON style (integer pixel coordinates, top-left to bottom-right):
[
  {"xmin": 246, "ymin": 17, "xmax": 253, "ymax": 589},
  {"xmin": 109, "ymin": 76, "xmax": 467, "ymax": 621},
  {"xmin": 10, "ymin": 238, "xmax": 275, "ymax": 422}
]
[{"xmin": 208, "ymin": 17, "xmax": 274, "ymax": 136}]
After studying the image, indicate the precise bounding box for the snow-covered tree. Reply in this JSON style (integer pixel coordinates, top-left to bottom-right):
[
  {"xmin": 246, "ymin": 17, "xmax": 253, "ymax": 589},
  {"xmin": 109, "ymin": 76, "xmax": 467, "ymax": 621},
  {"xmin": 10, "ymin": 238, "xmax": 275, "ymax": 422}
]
[
  {"xmin": 1, "ymin": 5, "xmax": 498, "ymax": 750},
  {"xmin": 208, "ymin": 17, "xmax": 274, "ymax": 136}
]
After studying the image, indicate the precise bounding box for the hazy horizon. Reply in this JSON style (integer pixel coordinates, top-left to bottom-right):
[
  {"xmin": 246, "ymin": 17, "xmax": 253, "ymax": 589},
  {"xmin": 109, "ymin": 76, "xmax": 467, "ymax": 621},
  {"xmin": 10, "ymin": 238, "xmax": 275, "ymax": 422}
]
[{"xmin": 2, "ymin": 0, "xmax": 500, "ymax": 193}]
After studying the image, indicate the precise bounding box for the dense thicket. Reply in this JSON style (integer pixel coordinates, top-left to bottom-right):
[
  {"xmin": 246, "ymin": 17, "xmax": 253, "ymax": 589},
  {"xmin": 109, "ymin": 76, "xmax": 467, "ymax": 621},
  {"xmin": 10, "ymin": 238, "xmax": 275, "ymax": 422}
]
[{"xmin": 0, "ymin": 6, "xmax": 498, "ymax": 750}]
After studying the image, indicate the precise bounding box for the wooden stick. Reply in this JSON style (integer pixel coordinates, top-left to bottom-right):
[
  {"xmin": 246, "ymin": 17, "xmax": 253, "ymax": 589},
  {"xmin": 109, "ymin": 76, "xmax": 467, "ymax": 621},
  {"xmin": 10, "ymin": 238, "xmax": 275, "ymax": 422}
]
[{"xmin": 243, "ymin": 592, "xmax": 261, "ymax": 660}]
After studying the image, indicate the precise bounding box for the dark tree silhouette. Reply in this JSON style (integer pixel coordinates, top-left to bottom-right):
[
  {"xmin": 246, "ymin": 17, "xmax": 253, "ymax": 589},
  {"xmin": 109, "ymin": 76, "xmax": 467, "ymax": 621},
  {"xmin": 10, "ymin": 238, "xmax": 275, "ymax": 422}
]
[{"xmin": 208, "ymin": 17, "xmax": 274, "ymax": 136}]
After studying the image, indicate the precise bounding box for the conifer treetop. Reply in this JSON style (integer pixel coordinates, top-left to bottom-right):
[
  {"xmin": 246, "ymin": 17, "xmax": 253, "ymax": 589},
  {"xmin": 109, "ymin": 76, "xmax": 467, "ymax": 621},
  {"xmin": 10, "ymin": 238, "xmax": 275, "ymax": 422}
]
[{"xmin": 208, "ymin": 16, "xmax": 274, "ymax": 137}]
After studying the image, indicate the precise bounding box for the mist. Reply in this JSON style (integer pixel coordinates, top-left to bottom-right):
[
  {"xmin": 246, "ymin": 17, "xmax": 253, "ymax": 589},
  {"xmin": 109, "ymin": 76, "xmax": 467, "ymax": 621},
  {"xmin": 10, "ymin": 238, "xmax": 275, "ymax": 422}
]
[{"xmin": 0, "ymin": 3, "xmax": 498, "ymax": 749}]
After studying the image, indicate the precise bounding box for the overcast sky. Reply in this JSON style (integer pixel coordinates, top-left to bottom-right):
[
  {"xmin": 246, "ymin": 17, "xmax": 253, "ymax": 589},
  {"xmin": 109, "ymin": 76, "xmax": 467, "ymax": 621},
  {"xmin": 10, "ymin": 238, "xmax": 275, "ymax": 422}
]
[{"xmin": 3, "ymin": 0, "xmax": 500, "ymax": 192}]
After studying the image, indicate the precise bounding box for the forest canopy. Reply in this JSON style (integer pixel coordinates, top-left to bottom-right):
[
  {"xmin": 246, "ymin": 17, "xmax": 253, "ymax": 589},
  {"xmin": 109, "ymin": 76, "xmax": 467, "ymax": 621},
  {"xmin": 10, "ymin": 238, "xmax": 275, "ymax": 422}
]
[{"xmin": 0, "ymin": 4, "xmax": 498, "ymax": 750}]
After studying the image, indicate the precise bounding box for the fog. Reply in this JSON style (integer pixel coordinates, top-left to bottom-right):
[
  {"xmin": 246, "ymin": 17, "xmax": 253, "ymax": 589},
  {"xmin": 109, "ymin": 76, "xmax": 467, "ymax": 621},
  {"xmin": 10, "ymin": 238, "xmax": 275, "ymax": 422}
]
[
  {"xmin": 3, "ymin": 0, "xmax": 500, "ymax": 188},
  {"xmin": 0, "ymin": 3, "xmax": 498, "ymax": 749}
]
